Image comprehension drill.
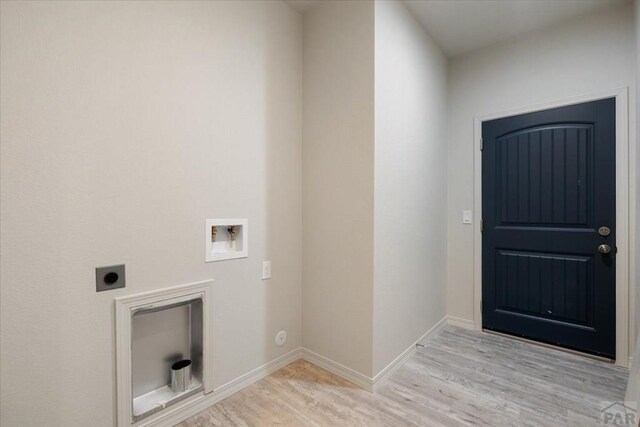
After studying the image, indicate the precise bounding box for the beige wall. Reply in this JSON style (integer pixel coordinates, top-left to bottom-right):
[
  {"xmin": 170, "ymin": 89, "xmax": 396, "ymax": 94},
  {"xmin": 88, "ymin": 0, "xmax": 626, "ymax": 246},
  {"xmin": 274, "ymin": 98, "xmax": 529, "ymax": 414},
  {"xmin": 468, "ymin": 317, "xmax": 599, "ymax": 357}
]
[
  {"xmin": 302, "ymin": 0, "xmax": 375, "ymax": 376},
  {"xmin": 373, "ymin": 0, "xmax": 448, "ymax": 376},
  {"xmin": 446, "ymin": 4, "xmax": 636, "ymax": 341},
  {"xmin": 0, "ymin": 1, "xmax": 302, "ymax": 425}
]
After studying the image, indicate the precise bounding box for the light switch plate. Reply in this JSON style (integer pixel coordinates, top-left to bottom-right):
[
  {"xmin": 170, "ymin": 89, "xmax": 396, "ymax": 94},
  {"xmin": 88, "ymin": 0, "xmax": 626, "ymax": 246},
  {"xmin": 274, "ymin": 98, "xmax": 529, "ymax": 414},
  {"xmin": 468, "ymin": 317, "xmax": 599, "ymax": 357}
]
[
  {"xmin": 262, "ymin": 261, "xmax": 272, "ymax": 280},
  {"xmin": 463, "ymin": 211, "xmax": 473, "ymax": 224}
]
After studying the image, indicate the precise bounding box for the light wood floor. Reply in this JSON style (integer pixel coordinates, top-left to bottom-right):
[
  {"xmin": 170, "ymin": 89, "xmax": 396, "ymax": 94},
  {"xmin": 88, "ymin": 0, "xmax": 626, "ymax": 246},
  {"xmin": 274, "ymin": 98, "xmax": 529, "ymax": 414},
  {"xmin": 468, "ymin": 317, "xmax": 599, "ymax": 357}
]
[{"xmin": 179, "ymin": 326, "xmax": 629, "ymax": 426}]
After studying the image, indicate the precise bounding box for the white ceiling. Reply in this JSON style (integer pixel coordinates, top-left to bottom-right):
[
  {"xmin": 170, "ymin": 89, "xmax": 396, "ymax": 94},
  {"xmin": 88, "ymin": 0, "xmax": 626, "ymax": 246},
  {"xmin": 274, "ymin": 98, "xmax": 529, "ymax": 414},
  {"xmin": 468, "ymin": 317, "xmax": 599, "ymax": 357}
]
[
  {"xmin": 286, "ymin": 0, "xmax": 629, "ymax": 58},
  {"xmin": 403, "ymin": 0, "xmax": 629, "ymax": 57}
]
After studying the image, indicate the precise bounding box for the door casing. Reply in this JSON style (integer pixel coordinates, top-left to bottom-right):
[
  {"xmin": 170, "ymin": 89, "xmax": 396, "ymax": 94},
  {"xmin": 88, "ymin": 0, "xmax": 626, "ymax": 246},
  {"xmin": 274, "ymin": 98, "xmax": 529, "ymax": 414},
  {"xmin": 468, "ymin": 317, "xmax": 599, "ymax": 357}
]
[{"xmin": 472, "ymin": 87, "xmax": 633, "ymax": 367}]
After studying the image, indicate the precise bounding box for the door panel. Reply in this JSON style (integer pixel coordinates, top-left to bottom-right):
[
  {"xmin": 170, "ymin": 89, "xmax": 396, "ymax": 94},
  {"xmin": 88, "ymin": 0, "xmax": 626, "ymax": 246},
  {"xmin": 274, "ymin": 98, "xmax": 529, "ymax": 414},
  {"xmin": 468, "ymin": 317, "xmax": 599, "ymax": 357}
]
[
  {"xmin": 497, "ymin": 125, "xmax": 593, "ymax": 227},
  {"xmin": 495, "ymin": 250, "xmax": 593, "ymax": 326},
  {"xmin": 482, "ymin": 98, "xmax": 615, "ymax": 358}
]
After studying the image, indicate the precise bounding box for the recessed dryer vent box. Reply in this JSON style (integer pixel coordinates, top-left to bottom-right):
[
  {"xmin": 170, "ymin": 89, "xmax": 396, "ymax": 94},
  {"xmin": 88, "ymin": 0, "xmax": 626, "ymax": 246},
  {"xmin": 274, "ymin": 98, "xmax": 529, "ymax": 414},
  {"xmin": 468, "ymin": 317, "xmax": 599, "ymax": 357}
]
[
  {"xmin": 205, "ymin": 218, "xmax": 248, "ymax": 262},
  {"xmin": 130, "ymin": 298, "xmax": 203, "ymax": 422},
  {"xmin": 115, "ymin": 280, "xmax": 213, "ymax": 426}
]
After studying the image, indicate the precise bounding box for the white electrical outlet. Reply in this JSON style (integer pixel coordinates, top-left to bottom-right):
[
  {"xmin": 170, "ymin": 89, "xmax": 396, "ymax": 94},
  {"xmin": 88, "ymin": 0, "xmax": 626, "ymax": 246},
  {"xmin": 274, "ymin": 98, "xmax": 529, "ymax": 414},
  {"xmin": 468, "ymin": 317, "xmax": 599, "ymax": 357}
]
[
  {"xmin": 262, "ymin": 261, "xmax": 272, "ymax": 280},
  {"xmin": 463, "ymin": 210, "xmax": 473, "ymax": 224},
  {"xmin": 275, "ymin": 330, "xmax": 287, "ymax": 346}
]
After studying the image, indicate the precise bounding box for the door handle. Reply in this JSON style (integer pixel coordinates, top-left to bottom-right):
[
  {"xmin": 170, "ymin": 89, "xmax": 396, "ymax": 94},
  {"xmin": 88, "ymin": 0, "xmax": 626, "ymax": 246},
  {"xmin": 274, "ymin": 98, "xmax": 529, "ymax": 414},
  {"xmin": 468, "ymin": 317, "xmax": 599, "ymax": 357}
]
[{"xmin": 598, "ymin": 244, "xmax": 611, "ymax": 254}]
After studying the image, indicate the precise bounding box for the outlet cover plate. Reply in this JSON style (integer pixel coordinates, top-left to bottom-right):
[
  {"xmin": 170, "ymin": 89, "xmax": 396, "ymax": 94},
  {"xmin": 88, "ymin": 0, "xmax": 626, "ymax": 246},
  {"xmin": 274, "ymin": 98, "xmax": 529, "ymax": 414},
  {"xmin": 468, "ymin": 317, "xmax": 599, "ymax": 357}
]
[
  {"xmin": 275, "ymin": 330, "xmax": 287, "ymax": 346},
  {"xmin": 96, "ymin": 264, "xmax": 126, "ymax": 292}
]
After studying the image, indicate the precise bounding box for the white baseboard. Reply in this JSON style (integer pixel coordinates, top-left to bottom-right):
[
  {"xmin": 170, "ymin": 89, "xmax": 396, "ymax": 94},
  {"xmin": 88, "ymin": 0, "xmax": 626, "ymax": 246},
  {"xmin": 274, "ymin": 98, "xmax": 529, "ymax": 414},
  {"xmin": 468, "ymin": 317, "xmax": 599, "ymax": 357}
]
[
  {"xmin": 137, "ymin": 348, "xmax": 302, "ymax": 427},
  {"xmin": 211, "ymin": 348, "xmax": 303, "ymax": 403},
  {"xmin": 301, "ymin": 317, "xmax": 450, "ymax": 393},
  {"xmin": 446, "ymin": 315, "xmax": 475, "ymax": 330},
  {"xmin": 372, "ymin": 349, "xmax": 415, "ymax": 392},
  {"xmin": 371, "ymin": 316, "xmax": 448, "ymax": 391},
  {"xmin": 417, "ymin": 316, "xmax": 449, "ymax": 346},
  {"xmin": 301, "ymin": 348, "xmax": 373, "ymax": 391}
]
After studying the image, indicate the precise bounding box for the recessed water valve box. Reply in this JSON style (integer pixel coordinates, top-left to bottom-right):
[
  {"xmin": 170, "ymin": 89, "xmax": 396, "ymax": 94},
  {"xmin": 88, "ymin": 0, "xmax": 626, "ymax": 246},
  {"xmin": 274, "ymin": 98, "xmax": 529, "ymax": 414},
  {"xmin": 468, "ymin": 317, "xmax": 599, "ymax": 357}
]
[{"xmin": 205, "ymin": 218, "xmax": 248, "ymax": 262}]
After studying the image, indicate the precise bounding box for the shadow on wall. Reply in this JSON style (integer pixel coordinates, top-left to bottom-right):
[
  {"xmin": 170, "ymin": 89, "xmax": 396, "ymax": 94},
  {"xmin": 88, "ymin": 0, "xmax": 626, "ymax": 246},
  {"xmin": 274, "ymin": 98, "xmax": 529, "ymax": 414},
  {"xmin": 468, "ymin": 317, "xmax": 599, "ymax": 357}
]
[{"xmin": 259, "ymin": 1, "xmax": 303, "ymax": 372}]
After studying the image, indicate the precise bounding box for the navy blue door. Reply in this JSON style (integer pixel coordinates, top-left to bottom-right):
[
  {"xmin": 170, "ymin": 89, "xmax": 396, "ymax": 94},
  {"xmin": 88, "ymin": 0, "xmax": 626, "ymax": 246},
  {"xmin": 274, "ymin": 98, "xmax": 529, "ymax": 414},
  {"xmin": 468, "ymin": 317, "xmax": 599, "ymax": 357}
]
[{"xmin": 482, "ymin": 98, "xmax": 616, "ymax": 359}]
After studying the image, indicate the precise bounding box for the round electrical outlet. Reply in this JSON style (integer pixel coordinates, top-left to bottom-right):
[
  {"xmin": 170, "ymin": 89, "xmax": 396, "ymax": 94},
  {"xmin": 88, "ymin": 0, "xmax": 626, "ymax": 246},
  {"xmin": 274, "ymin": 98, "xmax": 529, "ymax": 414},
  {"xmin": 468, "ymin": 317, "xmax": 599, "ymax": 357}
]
[{"xmin": 275, "ymin": 330, "xmax": 287, "ymax": 346}]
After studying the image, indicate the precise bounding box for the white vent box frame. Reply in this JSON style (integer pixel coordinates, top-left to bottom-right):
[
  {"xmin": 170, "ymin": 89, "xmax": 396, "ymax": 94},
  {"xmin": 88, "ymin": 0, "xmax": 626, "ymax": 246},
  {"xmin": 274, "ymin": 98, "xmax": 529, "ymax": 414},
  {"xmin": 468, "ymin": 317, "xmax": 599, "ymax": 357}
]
[
  {"xmin": 115, "ymin": 280, "xmax": 214, "ymax": 426},
  {"xmin": 205, "ymin": 218, "xmax": 248, "ymax": 262}
]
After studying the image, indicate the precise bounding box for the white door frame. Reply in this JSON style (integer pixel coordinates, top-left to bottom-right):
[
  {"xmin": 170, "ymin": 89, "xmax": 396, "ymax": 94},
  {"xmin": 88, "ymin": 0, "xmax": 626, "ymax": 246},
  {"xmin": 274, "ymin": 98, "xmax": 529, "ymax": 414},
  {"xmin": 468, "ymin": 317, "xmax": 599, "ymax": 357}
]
[{"xmin": 472, "ymin": 87, "xmax": 634, "ymax": 367}]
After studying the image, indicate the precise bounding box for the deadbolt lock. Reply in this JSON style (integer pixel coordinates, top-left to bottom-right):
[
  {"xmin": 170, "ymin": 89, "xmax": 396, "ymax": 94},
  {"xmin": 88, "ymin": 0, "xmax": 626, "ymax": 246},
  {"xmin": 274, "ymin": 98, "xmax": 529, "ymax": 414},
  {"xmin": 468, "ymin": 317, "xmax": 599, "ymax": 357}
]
[
  {"xmin": 598, "ymin": 244, "xmax": 611, "ymax": 254},
  {"xmin": 598, "ymin": 226, "xmax": 611, "ymax": 237}
]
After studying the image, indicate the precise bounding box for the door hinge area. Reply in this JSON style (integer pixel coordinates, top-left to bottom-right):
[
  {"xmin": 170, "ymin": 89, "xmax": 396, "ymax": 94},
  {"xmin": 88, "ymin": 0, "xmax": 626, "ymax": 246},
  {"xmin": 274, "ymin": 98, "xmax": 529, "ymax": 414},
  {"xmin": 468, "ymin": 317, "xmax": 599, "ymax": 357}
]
[
  {"xmin": 480, "ymin": 138, "xmax": 484, "ymax": 150},
  {"xmin": 480, "ymin": 300, "xmax": 483, "ymax": 314},
  {"xmin": 480, "ymin": 220, "xmax": 484, "ymax": 232}
]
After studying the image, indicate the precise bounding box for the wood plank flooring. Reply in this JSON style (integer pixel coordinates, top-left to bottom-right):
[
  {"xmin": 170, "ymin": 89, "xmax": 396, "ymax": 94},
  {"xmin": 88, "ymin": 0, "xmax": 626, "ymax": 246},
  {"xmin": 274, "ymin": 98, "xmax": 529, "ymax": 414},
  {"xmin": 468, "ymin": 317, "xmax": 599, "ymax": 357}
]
[{"xmin": 178, "ymin": 326, "xmax": 629, "ymax": 426}]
